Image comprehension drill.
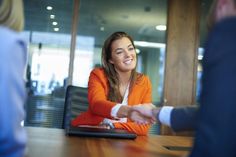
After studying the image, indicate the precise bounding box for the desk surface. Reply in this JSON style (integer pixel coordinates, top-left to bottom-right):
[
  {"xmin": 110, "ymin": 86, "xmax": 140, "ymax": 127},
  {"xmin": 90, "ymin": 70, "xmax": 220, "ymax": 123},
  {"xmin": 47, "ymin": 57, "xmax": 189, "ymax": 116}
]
[{"xmin": 25, "ymin": 127, "xmax": 193, "ymax": 157}]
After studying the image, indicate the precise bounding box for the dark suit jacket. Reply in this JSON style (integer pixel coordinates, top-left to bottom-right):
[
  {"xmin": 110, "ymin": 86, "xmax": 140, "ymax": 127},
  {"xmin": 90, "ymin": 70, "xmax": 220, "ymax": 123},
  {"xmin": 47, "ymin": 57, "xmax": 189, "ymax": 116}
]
[
  {"xmin": 170, "ymin": 106, "xmax": 198, "ymax": 132},
  {"xmin": 189, "ymin": 17, "xmax": 236, "ymax": 157}
]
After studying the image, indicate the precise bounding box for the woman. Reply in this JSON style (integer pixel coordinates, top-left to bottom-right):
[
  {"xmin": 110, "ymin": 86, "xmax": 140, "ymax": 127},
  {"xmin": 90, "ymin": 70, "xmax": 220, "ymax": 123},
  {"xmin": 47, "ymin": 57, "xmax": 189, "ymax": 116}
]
[
  {"xmin": 72, "ymin": 32, "xmax": 153, "ymax": 135},
  {"xmin": 0, "ymin": 0, "xmax": 27, "ymax": 156}
]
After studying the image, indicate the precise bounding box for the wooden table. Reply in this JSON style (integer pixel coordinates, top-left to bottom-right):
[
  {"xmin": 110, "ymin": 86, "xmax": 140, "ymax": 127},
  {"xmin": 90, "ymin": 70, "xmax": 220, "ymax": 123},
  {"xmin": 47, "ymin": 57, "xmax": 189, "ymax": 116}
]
[{"xmin": 25, "ymin": 127, "xmax": 193, "ymax": 157}]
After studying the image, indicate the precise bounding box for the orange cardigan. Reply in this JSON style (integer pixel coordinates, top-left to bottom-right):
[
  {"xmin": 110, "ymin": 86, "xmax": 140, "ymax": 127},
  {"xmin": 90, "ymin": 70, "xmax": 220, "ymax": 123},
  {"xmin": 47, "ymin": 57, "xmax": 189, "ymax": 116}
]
[{"xmin": 71, "ymin": 68, "xmax": 152, "ymax": 135}]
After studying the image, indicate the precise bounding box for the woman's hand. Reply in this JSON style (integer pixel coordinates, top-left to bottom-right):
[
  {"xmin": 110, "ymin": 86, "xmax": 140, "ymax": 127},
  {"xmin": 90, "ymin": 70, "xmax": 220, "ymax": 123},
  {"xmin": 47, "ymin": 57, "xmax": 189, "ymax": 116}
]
[
  {"xmin": 130, "ymin": 103, "xmax": 160, "ymax": 124},
  {"xmin": 117, "ymin": 104, "xmax": 158, "ymax": 124},
  {"xmin": 128, "ymin": 110, "xmax": 154, "ymax": 124}
]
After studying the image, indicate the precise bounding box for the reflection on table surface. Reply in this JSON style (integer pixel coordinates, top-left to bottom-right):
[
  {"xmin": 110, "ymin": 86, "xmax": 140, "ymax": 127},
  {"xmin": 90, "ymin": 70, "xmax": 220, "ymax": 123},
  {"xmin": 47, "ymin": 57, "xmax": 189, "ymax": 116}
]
[{"xmin": 25, "ymin": 127, "xmax": 193, "ymax": 157}]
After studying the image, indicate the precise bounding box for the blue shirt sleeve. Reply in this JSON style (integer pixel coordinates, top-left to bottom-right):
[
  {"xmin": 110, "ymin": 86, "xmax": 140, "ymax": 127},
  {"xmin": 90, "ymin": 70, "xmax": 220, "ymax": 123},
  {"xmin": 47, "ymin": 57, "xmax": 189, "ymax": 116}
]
[{"xmin": 0, "ymin": 27, "xmax": 27, "ymax": 157}]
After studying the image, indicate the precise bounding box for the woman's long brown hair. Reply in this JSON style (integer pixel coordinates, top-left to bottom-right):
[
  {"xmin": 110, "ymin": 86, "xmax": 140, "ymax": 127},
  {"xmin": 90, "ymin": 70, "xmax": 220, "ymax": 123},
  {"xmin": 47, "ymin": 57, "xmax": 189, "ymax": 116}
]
[{"xmin": 101, "ymin": 32, "xmax": 139, "ymax": 103}]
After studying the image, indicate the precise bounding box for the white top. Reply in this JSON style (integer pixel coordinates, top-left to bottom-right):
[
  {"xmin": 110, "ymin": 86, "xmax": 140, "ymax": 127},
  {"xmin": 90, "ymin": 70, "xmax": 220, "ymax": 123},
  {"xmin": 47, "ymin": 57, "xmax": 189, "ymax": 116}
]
[{"xmin": 103, "ymin": 83, "xmax": 130, "ymax": 124}]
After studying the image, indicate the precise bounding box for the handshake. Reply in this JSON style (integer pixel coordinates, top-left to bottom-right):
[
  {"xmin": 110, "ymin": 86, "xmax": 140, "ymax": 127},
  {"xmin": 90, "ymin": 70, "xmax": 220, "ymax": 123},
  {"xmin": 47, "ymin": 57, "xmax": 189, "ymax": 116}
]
[{"xmin": 127, "ymin": 103, "xmax": 161, "ymax": 125}]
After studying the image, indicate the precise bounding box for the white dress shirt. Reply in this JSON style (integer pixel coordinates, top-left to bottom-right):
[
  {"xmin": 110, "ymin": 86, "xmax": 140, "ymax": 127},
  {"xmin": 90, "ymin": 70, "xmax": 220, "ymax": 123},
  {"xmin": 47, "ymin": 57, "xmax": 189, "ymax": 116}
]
[
  {"xmin": 158, "ymin": 106, "xmax": 174, "ymax": 127},
  {"xmin": 103, "ymin": 83, "xmax": 130, "ymax": 124}
]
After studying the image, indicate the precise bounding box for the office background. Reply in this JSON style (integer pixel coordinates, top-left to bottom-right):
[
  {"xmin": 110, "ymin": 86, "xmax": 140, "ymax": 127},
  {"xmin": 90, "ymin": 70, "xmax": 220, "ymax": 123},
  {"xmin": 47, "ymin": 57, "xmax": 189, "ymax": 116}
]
[{"xmin": 22, "ymin": 0, "xmax": 211, "ymax": 134}]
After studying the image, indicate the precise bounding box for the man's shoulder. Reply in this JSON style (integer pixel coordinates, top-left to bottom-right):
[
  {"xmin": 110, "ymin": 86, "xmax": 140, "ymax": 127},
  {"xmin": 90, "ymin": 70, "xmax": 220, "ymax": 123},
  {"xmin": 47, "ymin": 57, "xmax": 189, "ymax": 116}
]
[
  {"xmin": 0, "ymin": 26, "xmax": 24, "ymax": 42},
  {"xmin": 0, "ymin": 26, "xmax": 26, "ymax": 51},
  {"xmin": 203, "ymin": 17, "xmax": 236, "ymax": 66}
]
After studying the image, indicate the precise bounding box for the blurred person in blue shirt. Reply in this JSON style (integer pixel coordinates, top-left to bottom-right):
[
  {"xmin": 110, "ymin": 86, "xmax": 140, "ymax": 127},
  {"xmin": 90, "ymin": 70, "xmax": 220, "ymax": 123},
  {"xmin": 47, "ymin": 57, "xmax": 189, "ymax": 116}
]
[{"xmin": 0, "ymin": 0, "xmax": 27, "ymax": 157}]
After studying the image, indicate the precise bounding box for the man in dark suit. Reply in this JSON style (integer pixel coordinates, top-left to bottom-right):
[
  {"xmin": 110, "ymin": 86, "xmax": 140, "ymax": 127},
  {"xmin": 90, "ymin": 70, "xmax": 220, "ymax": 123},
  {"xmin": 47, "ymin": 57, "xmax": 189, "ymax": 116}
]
[
  {"xmin": 166, "ymin": 106, "xmax": 198, "ymax": 132},
  {"xmin": 130, "ymin": 0, "xmax": 236, "ymax": 156},
  {"xmin": 190, "ymin": 0, "xmax": 236, "ymax": 156}
]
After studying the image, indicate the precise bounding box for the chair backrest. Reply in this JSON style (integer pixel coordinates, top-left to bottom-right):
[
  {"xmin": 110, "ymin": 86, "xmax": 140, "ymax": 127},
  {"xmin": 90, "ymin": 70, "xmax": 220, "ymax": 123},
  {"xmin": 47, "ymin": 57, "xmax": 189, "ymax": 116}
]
[{"xmin": 62, "ymin": 85, "xmax": 89, "ymax": 129}]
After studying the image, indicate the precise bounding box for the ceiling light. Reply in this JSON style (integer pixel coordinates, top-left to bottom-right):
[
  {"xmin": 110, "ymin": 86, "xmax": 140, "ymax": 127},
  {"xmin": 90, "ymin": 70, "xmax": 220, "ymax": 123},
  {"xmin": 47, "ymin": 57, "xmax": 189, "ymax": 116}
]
[
  {"xmin": 54, "ymin": 28, "xmax": 59, "ymax": 31},
  {"xmin": 100, "ymin": 27, "xmax": 104, "ymax": 31},
  {"xmin": 52, "ymin": 22, "xmax": 58, "ymax": 26},
  {"xmin": 155, "ymin": 25, "xmax": 166, "ymax": 31},
  {"xmin": 135, "ymin": 48, "xmax": 141, "ymax": 54},
  {"xmin": 50, "ymin": 14, "xmax": 55, "ymax": 19},
  {"xmin": 46, "ymin": 6, "xmax": 53, "ymax": 10},
  {"xmin": 134, "ymin": 41, "xmax": 165, "ymax": 48}
]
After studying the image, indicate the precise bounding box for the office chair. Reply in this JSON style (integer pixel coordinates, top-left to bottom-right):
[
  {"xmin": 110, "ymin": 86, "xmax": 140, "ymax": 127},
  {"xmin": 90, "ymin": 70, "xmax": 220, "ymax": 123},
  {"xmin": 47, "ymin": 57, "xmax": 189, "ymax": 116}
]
[{"xmin": 62, "ymin": 85, "xmax": 89, "ymax": 129}]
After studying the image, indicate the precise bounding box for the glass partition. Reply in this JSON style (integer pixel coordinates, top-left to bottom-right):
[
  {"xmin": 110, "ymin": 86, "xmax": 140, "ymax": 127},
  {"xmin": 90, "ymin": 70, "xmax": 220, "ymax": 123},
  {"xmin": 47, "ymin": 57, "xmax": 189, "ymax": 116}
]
[
  {"xmin": 23, "ymin": 0, "xmax": 73, "ymax": 128},
  {"xmin": 196, "ymin": 0, "xmax": 212, "ymax": 101}
]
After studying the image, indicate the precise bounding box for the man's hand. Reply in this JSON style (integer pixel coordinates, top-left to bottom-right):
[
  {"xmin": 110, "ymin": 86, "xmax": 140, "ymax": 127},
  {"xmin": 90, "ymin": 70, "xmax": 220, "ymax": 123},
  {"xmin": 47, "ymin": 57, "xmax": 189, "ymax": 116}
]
[
  {"xmin": 131, "ymin": 103, "xmax": 161, "ymax": 124},
  {"xmin": 128, "ymin": 110, "xmax": 153, "ymax": 124}
]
